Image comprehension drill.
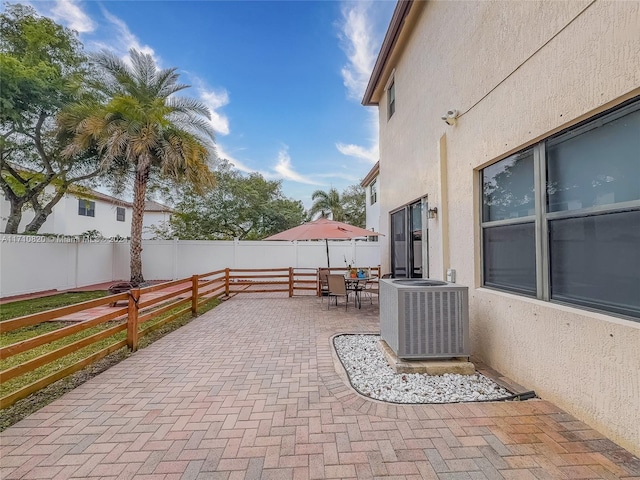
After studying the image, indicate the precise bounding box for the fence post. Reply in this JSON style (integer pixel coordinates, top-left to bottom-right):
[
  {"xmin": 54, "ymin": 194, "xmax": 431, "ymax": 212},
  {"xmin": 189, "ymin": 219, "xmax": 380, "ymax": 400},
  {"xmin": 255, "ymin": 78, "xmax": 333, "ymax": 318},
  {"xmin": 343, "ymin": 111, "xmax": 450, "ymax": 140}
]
[
  {"xmin": 191, "ymin": 274, "xmax": 199, "ymax": 316},
  {"xmin": 127, "ymin": 288, "xmax": 140, "ymax": 352},
  {"xmin": 289, "ymin": 267, "xmax": 294, "ymax": 297},
  {"xmin": 225, "ymin": 268, "xmax": 230, "ymax": 296}
]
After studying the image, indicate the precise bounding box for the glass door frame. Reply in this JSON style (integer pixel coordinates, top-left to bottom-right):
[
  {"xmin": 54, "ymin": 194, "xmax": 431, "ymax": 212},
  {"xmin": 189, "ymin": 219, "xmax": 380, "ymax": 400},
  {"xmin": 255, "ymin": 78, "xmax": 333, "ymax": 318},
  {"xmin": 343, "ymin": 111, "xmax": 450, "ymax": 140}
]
[{"xmin": 390, "ymin": 196, "xmax": 429, "ymax": 278}]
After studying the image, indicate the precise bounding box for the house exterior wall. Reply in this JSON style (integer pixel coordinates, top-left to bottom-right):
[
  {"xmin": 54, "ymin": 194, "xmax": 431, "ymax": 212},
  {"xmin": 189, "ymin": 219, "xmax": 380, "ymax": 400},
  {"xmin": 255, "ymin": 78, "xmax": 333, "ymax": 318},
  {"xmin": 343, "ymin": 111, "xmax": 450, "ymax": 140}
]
[
  {"xmin": 143, "ymin": 211, "xmax": 171, "ymax": 239},
  {"xmin": 57, "ymin": 194, "xmax": 132, "ymax": 238},
  {"xmin": 372, "ymin": 1, "xmax": 640, "ymax": 454},
  {"xmin": 0, "ymin": 188, "xmax": 181, "ymax": 238},
  {"xmin": 364, "ymin": 175, "xmax": 381, "ymax": 234},
  {"xmin": 0, "ymin": 187, "xmax": 132, "ymax": 238}
]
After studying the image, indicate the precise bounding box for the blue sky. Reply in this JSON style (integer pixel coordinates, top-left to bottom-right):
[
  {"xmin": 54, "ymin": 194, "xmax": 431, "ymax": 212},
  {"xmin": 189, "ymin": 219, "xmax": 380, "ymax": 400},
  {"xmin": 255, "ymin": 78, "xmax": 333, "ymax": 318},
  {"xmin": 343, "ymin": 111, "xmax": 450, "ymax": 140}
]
[{"xmin": 25, "ymin": 0, "xmax": 395, "ymax": 207}]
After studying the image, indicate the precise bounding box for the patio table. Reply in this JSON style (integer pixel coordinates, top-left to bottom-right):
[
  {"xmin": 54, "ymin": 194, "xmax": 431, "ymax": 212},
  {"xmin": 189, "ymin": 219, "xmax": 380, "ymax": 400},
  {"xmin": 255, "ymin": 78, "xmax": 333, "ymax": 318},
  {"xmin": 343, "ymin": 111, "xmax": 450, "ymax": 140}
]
[{"xmin": 344, "ymin": 276, "xmax": 374, "ymax": 309}]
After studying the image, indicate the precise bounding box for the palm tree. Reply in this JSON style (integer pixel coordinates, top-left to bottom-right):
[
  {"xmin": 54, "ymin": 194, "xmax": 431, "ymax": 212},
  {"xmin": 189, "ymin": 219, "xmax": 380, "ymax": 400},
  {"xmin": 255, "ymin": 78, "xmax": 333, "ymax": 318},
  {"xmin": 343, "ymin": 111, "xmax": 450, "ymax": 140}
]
[
  {"xmin": 59, "ymin": 49, "xmax": 215, "ymax": 286},
  {"xmin": 308, "ymin": 187, "xmax": 345, "ymax": 221}
]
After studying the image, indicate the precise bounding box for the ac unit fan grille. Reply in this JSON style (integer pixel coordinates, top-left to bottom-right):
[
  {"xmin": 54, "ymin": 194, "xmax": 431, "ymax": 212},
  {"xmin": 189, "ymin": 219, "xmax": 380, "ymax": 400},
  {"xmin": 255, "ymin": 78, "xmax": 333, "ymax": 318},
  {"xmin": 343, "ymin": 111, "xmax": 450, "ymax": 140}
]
[
  {"xmin": 403, "ymin": 291, "xmax": 463, "ymax": 356},
  {"xmin": 379, "ymin": 279, "xmax": 469, "ymax": 359}
]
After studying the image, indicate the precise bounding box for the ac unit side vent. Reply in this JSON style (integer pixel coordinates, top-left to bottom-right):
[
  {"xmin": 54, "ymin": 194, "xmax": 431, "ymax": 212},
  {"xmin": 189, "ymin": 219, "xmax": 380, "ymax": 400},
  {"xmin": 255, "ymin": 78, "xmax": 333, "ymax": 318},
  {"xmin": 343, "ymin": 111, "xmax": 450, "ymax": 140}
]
[{"xmin": 380, "ymin": 279, "xmax": 469, "ymax": 360}]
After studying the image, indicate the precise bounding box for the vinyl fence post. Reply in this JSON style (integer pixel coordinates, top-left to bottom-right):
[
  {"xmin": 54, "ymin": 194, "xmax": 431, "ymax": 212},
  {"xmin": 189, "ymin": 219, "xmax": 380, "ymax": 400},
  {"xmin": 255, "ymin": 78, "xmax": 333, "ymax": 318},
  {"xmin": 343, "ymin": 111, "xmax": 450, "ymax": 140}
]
[
  {"xmin": 225, "ymin": 268, "xmax": 230, "ymax": 297},
  {"xmin": 127, "ymin": 288, "xmax": 141, "ymax": 352},
  {"xmin": 289, "ymin": 267, "xmax": 294, "ymax": 297},
  {"xmin": 191, "ymin": 274, "xmax": 199, "ymax": 316}
]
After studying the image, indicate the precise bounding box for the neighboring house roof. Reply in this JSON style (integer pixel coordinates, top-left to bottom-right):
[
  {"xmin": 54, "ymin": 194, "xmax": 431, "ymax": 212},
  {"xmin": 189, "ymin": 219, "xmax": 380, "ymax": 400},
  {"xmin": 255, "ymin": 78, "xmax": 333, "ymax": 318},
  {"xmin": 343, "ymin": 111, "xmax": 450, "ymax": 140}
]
[
  {"xmin": 70, "ymin": 186, "xmax": 173, "ymax": 213},
  {"xmin": 360, "ymin": 161, "xmax": 380, "ymax": 188},
  {"xmin": 69, "ymin": 186, "xmax": 133, "ymax": 208},
  {"xmin": 362, "ymin": 0, "xmax": 414, "ymax": 106},
  {"xmin": 5, "ymin": 164, "xmax": 173, "ymax": 213},
  {"xmin": 144, "ymin": 200, "xmax": 174, "ymax": 213}
]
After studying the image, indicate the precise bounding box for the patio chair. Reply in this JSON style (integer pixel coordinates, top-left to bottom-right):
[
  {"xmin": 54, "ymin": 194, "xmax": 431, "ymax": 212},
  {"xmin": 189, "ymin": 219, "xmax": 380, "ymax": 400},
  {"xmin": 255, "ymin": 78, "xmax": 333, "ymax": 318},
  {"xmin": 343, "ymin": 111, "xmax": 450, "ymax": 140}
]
[
  {"xmin": 318, "ymin": 268, "xmax": 330, "ymax": 302},
  {"xmin": 361, "ymin": 273, "xmax": 391, "ymax": 304},
  {"xmin": 361, "ymin": 278, "xmax": 378, "ymax": 304},
  {"xmin": 326, "ymin": 274, "xmax": 352, "ymax": 310}
]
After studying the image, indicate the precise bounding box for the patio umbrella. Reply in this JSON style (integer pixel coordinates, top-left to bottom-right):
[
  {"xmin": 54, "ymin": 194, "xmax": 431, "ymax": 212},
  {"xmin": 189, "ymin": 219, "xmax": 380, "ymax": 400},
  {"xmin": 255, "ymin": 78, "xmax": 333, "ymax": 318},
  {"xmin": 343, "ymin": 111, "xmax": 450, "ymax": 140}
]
[{"xmin": 265, "ymin": 217, "xmax": 382, "ymax": 267}]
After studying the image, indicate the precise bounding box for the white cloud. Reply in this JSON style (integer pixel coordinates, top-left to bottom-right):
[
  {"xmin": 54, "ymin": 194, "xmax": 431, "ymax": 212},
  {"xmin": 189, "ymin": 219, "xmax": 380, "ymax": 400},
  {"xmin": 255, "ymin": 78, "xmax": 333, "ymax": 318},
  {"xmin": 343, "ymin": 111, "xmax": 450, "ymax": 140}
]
[
  {"xmin": 335, "ymin": 142, "xmax": 378, "ymax": 163},
  {"xmin": 338, "ymin": 1, "xmax": 377, "ymax": 101},
  {"xmin": 336, "ymin": 2, "xmax": 381, "ymax": 164},
  {"xmin": 216, "ymin": 144, "xmax": 323, "ymax": 186},
  {"xmin": 96, "ymin": 8, "xmax": 157, "ymax": 63},
  {"xmin": 189, "ymin": 77, "xmax": 230, "ymax": 136},
  {"xmin": 273, "ymin": 148, "xmax": 322, "ymax": 185},
  {"xmin": 50, "ymin": 0, "xmax": 95, "ymax": 33},
  {"xmin": 215, "ymin": 144, "xmax": 255, "ymax": 174},
  {"xmin": 314, "ymin": 171, "xmax": 361, "ymax": 183}
]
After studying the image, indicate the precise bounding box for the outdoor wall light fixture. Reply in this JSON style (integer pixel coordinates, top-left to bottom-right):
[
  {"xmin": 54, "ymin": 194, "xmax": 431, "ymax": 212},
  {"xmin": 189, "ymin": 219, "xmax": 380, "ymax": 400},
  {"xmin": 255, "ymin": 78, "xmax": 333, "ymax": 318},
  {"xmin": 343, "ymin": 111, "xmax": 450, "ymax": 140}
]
[
  {"xmin": 428, "ymin": 207, "xmax": 438, "ymax": 219},
  {"xmin": 441, "ymin": 109, "xmax": 459, "ymax": 126}
]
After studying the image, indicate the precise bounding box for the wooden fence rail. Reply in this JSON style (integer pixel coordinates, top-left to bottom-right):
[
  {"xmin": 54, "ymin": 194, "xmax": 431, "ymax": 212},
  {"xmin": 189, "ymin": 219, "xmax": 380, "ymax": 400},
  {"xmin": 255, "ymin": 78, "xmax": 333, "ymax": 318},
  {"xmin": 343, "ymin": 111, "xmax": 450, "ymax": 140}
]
[{"xmin": 0, "ymin": 266, "xmax": 378, "ymax": 409}]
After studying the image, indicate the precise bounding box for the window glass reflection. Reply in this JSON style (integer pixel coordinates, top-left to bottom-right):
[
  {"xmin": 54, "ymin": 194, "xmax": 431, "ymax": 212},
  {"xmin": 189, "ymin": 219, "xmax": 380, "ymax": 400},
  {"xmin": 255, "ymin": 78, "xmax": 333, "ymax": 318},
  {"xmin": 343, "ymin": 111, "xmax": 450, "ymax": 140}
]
[
  {"xmin": 550, "ymin": 211, "xmax": 640, "ymax": 317},
  {"xmin": 391, "ymin": 210, "xmax": 407, "ymax": 278},
  {"xmin": 482, "ymin": 150, "xmax": 535, "ymax": 222},
  {"xmin": 483, "ymin": 223, "xmax": 536, "ymax": 295},
  {"xmin": 547, "ymin": 109, "xmax": 640, "ymax": 212}
]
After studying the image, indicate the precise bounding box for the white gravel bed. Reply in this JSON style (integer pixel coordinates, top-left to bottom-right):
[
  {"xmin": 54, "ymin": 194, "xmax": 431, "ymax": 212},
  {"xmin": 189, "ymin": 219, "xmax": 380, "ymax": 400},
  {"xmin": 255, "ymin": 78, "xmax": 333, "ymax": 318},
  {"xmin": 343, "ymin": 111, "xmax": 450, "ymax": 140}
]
[{"xmin": 334, "ymin": 334, "xmax": 511, "ymax": 404}]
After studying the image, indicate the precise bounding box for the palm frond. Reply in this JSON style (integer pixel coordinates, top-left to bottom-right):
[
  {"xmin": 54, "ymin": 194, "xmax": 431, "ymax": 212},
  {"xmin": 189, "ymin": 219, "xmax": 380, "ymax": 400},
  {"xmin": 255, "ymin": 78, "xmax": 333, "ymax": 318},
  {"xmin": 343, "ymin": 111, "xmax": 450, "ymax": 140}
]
[{"xmin": 167, "ymin": 96, "xmax": 211, "ymax": 119}]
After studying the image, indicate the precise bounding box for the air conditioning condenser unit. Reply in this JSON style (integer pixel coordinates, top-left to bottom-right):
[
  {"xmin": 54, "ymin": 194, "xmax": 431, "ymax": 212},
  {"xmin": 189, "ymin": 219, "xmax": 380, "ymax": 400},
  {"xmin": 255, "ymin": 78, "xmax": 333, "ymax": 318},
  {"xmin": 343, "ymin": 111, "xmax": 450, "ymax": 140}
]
[{"xmin": 380, "ymin": 278, "xmax": 469, "ymax": 359}]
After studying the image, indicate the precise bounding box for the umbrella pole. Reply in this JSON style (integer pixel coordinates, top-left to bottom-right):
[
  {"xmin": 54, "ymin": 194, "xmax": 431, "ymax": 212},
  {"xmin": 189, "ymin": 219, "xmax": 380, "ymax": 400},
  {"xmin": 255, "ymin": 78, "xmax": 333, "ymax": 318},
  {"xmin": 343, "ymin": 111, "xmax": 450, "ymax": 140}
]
[{"xmin": 325, "ymin": 239, "xmax": 330, "ymax": 268}]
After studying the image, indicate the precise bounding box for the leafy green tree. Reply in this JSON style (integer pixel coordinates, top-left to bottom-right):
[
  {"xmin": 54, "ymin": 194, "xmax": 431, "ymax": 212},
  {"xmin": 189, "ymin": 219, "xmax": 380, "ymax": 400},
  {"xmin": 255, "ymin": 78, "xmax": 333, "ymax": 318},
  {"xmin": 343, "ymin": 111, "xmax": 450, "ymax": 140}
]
[
  {"xmin": 342, "ymin": 184, "xmax": 365, "ymax": 228},
  {"xmin": 308, "ymin": 184, "xmax": 365, "ymax": 227},
  {"xmin": 150, "ymin": 160, "xmax": 306, "ymax": 240},
  {"xmin": 308, "ymin": 187, "xmax": 345, "ymax": 221},
  {"xmin": 0, "ymin": 4, "xmax": 102, "ymax": 233},
  {"xmin": 59, "ymin": 49, "xmax": 216, "ymax": 286}
]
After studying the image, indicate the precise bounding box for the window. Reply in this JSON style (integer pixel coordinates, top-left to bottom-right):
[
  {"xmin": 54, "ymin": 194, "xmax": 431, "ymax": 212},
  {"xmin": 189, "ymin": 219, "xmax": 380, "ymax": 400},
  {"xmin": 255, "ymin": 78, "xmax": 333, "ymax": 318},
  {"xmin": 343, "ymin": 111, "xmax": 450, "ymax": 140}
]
[
  {"xmin": 387, "ymin": 80, "xmax": 395, "ymax": 119},
  {"xmin": 116, "ymin": 207, "xmax": 126, "ymax": 222},
  {"xmin": 78, "ymin": 199, "xmax": 95, "ymax": 217},
  {"xmin": 370, "ymin": 179, "xmax": 378, "ymax": 205},
  {"xmin": 482, "ymin": 149, "xmax": 536, "ymax": 296},
  {"xmin": 481, "ymin": 99, "xmax": 640, "ymax": 319},
  {"xmin": 390, "ymin": 199, "xmax": 426, "ymax": 278}
]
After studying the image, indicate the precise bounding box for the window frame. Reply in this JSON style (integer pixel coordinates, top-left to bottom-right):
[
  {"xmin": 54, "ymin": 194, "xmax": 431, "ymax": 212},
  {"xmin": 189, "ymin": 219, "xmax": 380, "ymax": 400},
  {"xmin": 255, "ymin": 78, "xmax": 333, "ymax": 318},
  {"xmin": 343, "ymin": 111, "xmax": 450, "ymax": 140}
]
[
  {"xmin": 385, "ymin": 71, "xmax": 396, "ymax": 120},
  {"xmin": 480, "ymin": 98, "xmax": 640, "ymax": 319},
  {"xmin": 390, "ymin": 196, "xmax": 428, "ymax": 279},
  {"xmin": 78, "ymin": 199, "xmax": 95, "ymax": 217},
  {"xmin": 388, "ymin": 81, "xmax": 395, "ymax": 119},
  {"xmin": 370, "ymin": 179, "xmax": 378, "ymax": 205},
  {"xmin": 116, "ymin": 207, "xmax": 126, "ymax": 222}
]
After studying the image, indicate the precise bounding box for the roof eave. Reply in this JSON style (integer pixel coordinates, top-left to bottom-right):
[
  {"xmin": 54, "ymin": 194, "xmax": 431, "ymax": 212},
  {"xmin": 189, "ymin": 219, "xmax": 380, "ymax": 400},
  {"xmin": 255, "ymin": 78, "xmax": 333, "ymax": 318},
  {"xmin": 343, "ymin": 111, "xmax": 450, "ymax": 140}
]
[
  {"xmin": 360, "ymin": 161, "xmax": 380, "ymax": 187},
  {"xmin": 362, "ymin": 0, "xmax": 414, "ymax": 106}
]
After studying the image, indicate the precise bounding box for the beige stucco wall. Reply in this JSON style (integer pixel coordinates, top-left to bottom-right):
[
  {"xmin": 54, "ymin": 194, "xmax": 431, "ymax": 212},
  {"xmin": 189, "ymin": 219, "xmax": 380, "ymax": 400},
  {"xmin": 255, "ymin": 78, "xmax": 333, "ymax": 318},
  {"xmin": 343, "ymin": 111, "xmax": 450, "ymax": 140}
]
[{"xmin": 374, "ymin": 0, "xmax": 640, "ymax": 454}]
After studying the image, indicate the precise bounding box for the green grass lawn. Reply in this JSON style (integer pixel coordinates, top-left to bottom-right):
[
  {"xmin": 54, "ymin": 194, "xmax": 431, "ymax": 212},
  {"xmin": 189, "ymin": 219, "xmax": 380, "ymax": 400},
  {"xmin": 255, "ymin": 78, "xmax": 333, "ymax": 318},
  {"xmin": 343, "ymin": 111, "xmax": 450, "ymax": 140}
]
[{"xmin": 0, "ymin": 291, "xmax": 109, "ymax": 322}]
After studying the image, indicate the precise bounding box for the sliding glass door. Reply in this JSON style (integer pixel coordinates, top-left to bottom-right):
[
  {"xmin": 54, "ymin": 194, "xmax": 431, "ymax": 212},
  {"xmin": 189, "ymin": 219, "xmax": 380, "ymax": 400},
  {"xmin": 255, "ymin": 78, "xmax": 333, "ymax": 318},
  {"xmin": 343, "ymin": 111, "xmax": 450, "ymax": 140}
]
[
  {"xmin": 391, "ymin": 209, "xmax": 407, "ymax": 277},
  {"xmin": 391, "ymin": 199, "xmax": 427, "ymax": 278}
]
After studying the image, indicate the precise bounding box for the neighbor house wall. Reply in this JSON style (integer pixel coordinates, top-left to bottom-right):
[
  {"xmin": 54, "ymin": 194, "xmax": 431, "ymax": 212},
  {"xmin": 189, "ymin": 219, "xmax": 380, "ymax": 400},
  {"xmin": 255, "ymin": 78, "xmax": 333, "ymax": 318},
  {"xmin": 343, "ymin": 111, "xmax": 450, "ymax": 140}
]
[
  {"xmin": 373, "ymin": 1, "xmax": 640, "ymax": 454},
  {"xmin": 0, "ymin": 188, "xmax": 132, "ymax": 238},
  {"xmin": 58, "ymin": 195, "xmax": 131, "ymax": 238},
  {"xmin": 142, "ymin": 211, "xmax": 171, "ymax": 239}
]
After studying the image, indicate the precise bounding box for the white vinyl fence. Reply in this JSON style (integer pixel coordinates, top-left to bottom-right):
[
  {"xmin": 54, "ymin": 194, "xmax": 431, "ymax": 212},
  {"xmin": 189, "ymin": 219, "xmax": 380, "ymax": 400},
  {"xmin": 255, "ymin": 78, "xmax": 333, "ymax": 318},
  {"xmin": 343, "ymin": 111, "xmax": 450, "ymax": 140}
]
[{"xmin": 0, "ymin": 235, "xmax": 380, "ymax": 298}]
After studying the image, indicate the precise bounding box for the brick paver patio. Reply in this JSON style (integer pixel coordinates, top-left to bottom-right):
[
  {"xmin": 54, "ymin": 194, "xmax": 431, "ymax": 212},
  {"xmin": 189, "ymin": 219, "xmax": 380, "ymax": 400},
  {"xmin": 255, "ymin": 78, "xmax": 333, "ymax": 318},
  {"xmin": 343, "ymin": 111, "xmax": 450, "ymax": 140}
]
[{"xmin": 1, "ymin": 295, "xmax": 638, "ymax": 479}]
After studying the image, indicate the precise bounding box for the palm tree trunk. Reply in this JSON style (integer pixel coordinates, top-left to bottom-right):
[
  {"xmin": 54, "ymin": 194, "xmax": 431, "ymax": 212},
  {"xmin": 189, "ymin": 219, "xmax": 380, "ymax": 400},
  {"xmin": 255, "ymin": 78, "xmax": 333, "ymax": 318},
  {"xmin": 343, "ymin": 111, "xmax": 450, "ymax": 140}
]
[{"xmin": 130, "ymin": 162, "xmax": 150, "ymax": 286}]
